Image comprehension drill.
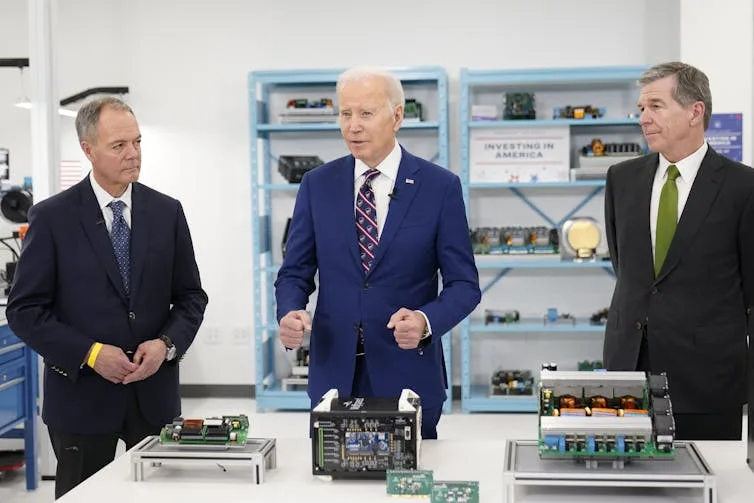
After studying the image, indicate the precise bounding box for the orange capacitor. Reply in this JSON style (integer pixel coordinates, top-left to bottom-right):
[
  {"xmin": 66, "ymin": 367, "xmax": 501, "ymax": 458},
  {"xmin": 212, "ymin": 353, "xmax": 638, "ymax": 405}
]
[
  {"xmin": 559, "ymin": 396, "xmax": 577, "ymax": 409},
  {"xmin": 620, "ymin": 396, "xmax": 639, "ymax": 409},
  {"xmin": 590, "ymin": 396, "xmax": 607, "ymax": 408}
]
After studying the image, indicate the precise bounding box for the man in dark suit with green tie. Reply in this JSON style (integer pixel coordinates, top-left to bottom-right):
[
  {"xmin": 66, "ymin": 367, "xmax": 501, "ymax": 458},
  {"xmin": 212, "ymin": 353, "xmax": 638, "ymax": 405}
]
[{"xmin": 603, "ymin": 61, "xmax": 754, "ymax": 440}]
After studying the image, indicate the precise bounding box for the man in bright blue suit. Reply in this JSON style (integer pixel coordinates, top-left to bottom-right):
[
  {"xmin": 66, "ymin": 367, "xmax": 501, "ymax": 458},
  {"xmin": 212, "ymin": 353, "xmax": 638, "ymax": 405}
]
[{"xmin": 274, "ymin": 66, "xmax": 481, "ymax": 439}]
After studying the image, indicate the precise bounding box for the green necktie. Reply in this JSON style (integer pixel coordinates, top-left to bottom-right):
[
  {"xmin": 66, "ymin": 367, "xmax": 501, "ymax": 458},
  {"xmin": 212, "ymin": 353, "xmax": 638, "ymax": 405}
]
[{"xmin": 654, "ymin": 164, "xmax": 680, "ymax": 276}]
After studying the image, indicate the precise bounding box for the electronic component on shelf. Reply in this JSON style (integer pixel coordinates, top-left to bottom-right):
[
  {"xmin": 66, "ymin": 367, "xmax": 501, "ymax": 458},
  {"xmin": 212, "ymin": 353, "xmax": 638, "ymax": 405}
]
[
  {"xmin": 560, "ymin": 217, "xmax": 601, "ymax": 261},
  {"xmin": 490, "ymin": 370, "xmax": 535, "ymax": 397},
  {"xmin": 538, "ymin": 369, "xmax": 676, "ymax": 465},
  {"xmin": 386, "ymin": 469, "xmax": 433, "ymax": 497},
  {"xmin": 577, "ymin": 360, "xmax": 604, "ymax": 371},
  {"xmin": 589, "ymin": 307, "xmax": 609, "ymax": 325},
  {"xmin": 484, "ymin": 309, "xmax": 520, "ymax": 325},
  {"xmin": 278, "ymin": 155, "xmax": 324, "ymax": 183},
  {"xmin": 581, "ymin": 139, "xmax": 643, "ymax": 157},
  {"xmin": 503, "ymin": 92, "xmax": 535, "ymax": 120},
  {"xmin": 159, "ymin": 415, "xmax": 249, "ymax": 447},
  {"xmin": 282, "ymin": 345, "xmax": 310, "ymax": 391},
  {"xmin": 543, "ymin": 308, "xmax": 575, "ymax": 325},
  {"xmin": 278, "ymin": 98, "xmax": 338, "ymax": 124},
  {"xmin": 553, "ymin": 105, "xmax": 604, "ymax": 119},
  {"xmin": 311, "ymin": 388, "xmax": 421, "ymax": 479},
  {"xmin": 403, "ymin": 98, "xmax": 423, "ymax": 122},
  {"xmin": 571, "ymin": 139, "xmax": 644, "ymax": 181},
  {"xmin": 470, "ymin": 226, "xmax": 558, "ymax": 255},
  {"xmin": 431, "ymin": 481, "xmax": 480, "ymax": 503}
]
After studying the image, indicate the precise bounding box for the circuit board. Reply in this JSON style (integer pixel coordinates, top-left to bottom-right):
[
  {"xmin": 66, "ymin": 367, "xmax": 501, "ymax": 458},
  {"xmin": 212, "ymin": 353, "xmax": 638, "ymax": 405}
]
[
  {"xmin": 538, "ymin": 371, "xmax": 675, "ymax": 461},
  {"xmin": 159, "ymin": 414, "xmax": 249, "ymax": 447},
  {"xmin": 311, "ymin": 390, "xmax": 421, "ymax": 479},
  {"xmin": 386, "ymin": 469, "xmax": 433, "ymax": 497},
  {"xmin": 431, "ymin": 481, "xmax": 479, "ymax": 503}
]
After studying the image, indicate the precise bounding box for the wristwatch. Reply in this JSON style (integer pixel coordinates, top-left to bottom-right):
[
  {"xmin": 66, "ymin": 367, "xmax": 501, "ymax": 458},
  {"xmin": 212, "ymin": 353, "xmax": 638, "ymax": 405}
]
[{"xmin": 160, "ymin": 335, "xmax": 177, "ymax": 361}]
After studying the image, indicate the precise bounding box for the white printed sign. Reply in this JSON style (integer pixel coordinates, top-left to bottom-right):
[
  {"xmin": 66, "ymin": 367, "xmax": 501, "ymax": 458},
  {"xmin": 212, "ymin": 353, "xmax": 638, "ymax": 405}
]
[{"xmin": 470, "ymin": 126, "xmax": 570, "ymax": 183}]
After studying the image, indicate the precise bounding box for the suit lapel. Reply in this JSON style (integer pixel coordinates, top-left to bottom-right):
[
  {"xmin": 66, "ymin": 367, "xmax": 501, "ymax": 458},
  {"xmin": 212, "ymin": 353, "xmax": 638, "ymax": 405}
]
[
  {"xmin": 128, "ymin": 183, "xmax": 149, "ymax": 305},
  {"xmin": 366, "ymin": 151, "xmax": 421, "ymax": 279},
  {"xmin": 77, "ymin": 181, "xmax": 128, "ymax": 305},
  {"xmin": 635, "ymin": 155, "xmax": 658, "ymax": 285},
  {"xmin": 655, "ymin": 149, "xmax": 724, "ymax": 283},
  {"xmin": 335, "ymin": 157, "xmax": 364, "ymax": 273}
]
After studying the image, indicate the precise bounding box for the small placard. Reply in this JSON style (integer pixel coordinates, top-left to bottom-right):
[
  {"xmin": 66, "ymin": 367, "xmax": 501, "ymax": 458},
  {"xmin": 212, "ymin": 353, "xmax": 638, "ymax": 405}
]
[{"xmin": 470, "ymin": 126, "xmax": 570, "ymax": 183}]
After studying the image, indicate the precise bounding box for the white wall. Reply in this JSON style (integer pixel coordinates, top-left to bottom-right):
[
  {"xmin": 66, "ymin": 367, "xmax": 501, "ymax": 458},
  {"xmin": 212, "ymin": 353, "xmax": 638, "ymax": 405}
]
[{"xmin": 1, "ymin": 0, "xmax": 684, "ymax": 386}]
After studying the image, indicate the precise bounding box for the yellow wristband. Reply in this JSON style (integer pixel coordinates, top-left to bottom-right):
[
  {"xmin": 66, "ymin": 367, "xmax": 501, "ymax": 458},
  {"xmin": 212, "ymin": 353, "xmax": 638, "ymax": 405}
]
[{"xmin": 87, "ymin": 342, "xmax": 103, "ymax": 368}]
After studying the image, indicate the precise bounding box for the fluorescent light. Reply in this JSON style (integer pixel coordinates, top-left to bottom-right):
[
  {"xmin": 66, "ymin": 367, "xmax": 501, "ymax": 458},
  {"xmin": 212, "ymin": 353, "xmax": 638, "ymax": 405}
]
[{"xmin": 14, "ymin": 100, "xmax": 77, "ymax": 117}]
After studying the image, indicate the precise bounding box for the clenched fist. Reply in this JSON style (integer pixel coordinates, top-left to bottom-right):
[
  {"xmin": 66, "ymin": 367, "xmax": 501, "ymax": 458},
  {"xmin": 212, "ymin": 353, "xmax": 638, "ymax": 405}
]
[
  {"xmin": 279, "ymin": 310, "xmax": 311, "ymax": 349},
  {"xmin": 387, "ymin": 308, "xmax": 427, "ymax": 350}
]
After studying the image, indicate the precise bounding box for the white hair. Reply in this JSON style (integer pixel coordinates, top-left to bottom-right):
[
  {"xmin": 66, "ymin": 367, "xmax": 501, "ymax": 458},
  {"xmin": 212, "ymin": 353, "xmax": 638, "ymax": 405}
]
[{"xmin": 336, "ymin": 66, "xmax": 405, "ymax": 110}]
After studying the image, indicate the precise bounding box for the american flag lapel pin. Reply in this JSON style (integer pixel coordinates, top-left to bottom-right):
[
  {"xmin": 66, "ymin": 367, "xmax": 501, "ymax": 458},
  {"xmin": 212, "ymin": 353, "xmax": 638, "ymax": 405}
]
[{"xmin": 405, "ymin": 178, "xmax": 414, "ymax": 184}]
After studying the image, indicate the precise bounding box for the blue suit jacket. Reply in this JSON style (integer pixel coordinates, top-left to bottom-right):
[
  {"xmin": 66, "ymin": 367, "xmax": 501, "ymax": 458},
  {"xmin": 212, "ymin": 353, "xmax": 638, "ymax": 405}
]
[
  {"xmin": 275, "ymin": 147, "xmax": 480, "ymax": 409},
  {"xmin": 6, "ymin": 178, "xmax": 208, "ymax": 435}
]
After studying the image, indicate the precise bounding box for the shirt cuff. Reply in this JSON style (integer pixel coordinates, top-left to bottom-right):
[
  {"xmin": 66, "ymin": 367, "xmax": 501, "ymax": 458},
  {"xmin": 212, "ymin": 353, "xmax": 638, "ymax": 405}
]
[{"xmin": 417, "ymin": 310, "xmax": 432, "ymax": 339}]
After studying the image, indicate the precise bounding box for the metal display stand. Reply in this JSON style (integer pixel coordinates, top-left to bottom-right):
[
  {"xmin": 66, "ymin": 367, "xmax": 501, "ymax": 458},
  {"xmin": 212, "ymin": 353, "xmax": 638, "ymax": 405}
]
[
  {"xmin": 503, "ymin": 439, "xmax": 716, "ymax": 503},
  {"xmin": 130, "ymin": 435, "xmax": 277, "ymax": 484}
]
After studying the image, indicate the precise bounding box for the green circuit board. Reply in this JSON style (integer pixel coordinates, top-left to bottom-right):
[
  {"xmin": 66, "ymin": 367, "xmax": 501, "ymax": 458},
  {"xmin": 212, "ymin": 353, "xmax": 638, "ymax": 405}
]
[
  {"xmin": 431, "ymin": 481, "xmax": 479, "ymax": 503},
  {"xmin": 159, "ymin": 414, "xmax": 249, "ymax": 446},
  {"xmin": 386, "ymin": 469, "xmax": 433, "ymax": 497}
]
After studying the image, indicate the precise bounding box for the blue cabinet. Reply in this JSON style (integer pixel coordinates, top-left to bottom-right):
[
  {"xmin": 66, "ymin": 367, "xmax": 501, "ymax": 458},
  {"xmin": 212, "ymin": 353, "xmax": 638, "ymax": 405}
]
[{"xmin": 0, "ymin": 317, "xmax": 39, "ymax": 490}]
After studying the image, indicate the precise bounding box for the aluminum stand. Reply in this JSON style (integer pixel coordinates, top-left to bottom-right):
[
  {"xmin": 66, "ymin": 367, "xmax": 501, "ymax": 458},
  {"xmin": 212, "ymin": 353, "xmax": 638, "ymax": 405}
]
[
  {"xmin": 503, "ymin": 439, "xmax": 716, "ymax": 503},
  {"xmin": 130, "ymin": 435, "xmax": 276, "ymax": 484}
]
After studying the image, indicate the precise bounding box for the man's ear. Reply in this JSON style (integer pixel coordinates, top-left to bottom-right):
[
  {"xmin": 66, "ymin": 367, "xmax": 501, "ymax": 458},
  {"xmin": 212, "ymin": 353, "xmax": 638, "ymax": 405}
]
[
  {"xmin": 393, "ymin": 104, "xmax": 404, "ymax": 132},
  {"xmin": 689, "ymin": 101, "xmax": 705, "ymax": 127},
  {"xmin": 81, "ymin": 141, "xmax": 95, "ymax": 164}
]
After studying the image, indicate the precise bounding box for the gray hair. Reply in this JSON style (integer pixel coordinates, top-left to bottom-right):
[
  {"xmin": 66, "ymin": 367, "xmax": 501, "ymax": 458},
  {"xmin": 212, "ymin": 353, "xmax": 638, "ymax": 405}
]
[
  {"xmin": 639, "ymin": 61, "xmax": 712, "ymax": 130},
  {"xmin": 75, "ymin": 96, "xmax": 134, "ymax": 144},
  {"xmin": 336, "ymin": 66, "xmax": 405, "ymax": 111}
]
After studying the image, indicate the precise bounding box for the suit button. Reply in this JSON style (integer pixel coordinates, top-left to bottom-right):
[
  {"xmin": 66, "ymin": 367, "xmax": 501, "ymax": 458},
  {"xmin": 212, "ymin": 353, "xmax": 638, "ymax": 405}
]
[
  {"xmin": 363, "ymin": 283, "xmax": 370, "ymax": 290},
  {"xmin": 129, "ymin": 311, "xmax": 136, "ymax": 320},
  {"xmin": 635, "ymin": 322, "xmax": 642, "ymax": 330},
  {"xmin": 651, "ymin": 287, "xmax": 658, "ymax": 294}
]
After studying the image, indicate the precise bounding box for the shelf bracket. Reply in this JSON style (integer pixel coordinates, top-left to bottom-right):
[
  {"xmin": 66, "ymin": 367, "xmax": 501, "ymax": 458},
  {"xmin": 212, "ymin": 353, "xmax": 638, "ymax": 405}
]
[
  {"xmin": 557, "ymin": 186, "xmax": 605, "ymax": 227},
  {"xmin": 509, "ymin": 188, "xmax": 558, "ymax": 228},
  {"xmin": 481, "ymin": 268, "xmax": 511, "ymax": 294}
]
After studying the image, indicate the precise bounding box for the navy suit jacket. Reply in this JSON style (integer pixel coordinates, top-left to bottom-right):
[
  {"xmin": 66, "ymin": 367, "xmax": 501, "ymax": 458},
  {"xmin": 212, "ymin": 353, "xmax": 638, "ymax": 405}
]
[
  {"xmin": 6, "ymin": 178, "xmax": 208, "ymax": 435},
  {"xmin": 275, "ymin": 147, "xmax": 481, "ymax": 409}
]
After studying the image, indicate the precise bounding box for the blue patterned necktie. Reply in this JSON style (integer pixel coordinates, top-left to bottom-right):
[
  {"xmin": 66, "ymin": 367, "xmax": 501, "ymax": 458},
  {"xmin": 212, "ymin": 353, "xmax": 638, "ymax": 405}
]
[
  {"xmin": 355, "ymin": 168, "xmax": 381, "ymax": 273},
  {"xmin": 108, "ymin": 200, "xmax": 131, "ymax": 294}
]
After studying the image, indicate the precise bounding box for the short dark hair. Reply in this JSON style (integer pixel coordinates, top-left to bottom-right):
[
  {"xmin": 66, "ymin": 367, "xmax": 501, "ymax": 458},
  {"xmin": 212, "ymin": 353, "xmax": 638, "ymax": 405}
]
[
  {"xmin": 75, "ymin": 96, "xmax": 134, "ymax": 144},
  {"xmin": 639, "ymin": 61, "xmax": 712, "ymax": 130}
]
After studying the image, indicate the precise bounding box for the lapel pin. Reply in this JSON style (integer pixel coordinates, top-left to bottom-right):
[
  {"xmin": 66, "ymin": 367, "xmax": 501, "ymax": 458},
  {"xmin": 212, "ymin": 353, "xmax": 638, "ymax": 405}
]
[{"xmin": 405, "ymin": 178, "xmax": 414, "ymax": 184}]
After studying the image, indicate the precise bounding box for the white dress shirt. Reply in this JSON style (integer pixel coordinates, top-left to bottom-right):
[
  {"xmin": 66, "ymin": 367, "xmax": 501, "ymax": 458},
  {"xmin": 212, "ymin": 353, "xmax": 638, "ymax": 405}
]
[
  {"xmin": 649, "ymin": 142, "xmax": 708, "ymax": 256},
  {"xmin": 353, "ymin": 141, "xmax": 432, "ymax": 337},
  {"xmin": 89, "ymin": 170, "xmax": 133, "ymax": 233}
]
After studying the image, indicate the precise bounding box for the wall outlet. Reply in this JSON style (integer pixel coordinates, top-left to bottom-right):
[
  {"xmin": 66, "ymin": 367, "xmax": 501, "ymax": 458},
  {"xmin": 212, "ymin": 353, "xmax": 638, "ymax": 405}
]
[
  {"xmin": 202, "ymin": 326, "xmax": 222, "ymax": 345},
  {"xmin": 231, "ymin": 327, "xmax": 252, "ymax": 346}
]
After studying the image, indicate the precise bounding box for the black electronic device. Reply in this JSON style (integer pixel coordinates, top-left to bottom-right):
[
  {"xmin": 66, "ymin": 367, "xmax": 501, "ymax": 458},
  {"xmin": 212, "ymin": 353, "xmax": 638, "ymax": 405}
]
[
  {"xmin": 278, "ymin": 155, "xmax": 324, "ymax": 183},
  {"xmin": 311, "ymin": 388, "xmax": 421, "ymax": 479}
]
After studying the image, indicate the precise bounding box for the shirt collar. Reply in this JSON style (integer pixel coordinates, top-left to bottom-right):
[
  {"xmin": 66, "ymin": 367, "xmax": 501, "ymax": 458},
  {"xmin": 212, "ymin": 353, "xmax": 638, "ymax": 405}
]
[
  {"xmin": 89, "ymin": 170, "xmax": 132, "ymax": 211},
  {"xmin": 658, "ymin": 141, "xmax": 708, "ymax": 181},
  {"xmin": 354, "ymin": 140, "xmax": 402, "ymax": 182}
]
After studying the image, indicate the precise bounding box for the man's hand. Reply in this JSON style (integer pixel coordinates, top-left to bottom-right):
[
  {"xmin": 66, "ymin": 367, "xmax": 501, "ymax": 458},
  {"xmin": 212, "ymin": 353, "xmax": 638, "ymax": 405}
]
[
  {"xmin": 279, "ymin": 310, "xmax": 311, "ymax": 349},
  {"xmin": 91, "ymin": 344, "xmax": 139, "ymax": 384},
  {"xmin": 122, "ymin": 339, "xmax": 168, "ymax": 384},
  {"xmin": 387, "ymin": 308, "xmax": 426, "ymax": 350}
]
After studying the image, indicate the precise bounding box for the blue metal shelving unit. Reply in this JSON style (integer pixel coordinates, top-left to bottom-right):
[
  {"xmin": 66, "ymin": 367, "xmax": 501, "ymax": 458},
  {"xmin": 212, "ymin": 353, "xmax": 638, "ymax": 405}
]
[
  {"xmin": 458, "ymin": 65, "xmax": 647, "ymax": 413},
  {"xmin": 249, "ymin": 67, "xmax": 452, "ymax": 413}
]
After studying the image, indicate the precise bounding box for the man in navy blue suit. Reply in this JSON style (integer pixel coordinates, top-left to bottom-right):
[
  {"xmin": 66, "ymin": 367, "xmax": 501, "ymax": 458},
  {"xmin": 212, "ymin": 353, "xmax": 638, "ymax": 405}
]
[
  {"xmin": 7, "ymin": 97, "xmax": 208, "ymax": 499},
  {"xmin": 275, "ymin": 67, "xmax": 481, "ymax": 439}
]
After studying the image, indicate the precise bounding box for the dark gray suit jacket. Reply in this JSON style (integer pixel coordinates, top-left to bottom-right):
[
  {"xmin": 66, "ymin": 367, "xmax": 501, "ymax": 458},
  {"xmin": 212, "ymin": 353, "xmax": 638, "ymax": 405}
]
[{"xmin": 604, "ymin": 147, "xmax": 754, "ymax": 414}]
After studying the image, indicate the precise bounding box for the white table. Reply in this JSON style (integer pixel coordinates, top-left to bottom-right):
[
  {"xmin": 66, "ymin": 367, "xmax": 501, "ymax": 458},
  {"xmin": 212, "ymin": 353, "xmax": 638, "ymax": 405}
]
[{"xmin": 57, "ymin": 434, "xmax": 754, "ymax": 503}]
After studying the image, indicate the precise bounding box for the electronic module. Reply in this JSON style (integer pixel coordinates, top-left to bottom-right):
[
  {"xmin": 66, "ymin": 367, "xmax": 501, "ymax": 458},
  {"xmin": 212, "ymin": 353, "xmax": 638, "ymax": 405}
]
[
  {"xmin": 159, "ymin": 414, "xmax": 249, "ymax": 447},
  {"xmin": 538, "ymin": 370, "xmax": 675, "ymax": 465},
  {"xmin": 311, "ymin": 388, "xmax": 421, "ymax": 479}
]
